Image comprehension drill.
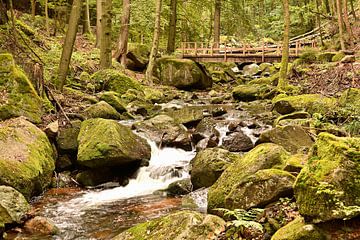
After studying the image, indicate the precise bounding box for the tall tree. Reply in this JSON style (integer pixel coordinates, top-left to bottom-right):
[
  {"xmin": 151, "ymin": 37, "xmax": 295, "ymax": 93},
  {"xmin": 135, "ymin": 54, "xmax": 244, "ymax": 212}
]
[
  {"xmin": 0, "ymin": 0, "xmax": 8, "ymax": 24},
  {"xmin": 167, "ymin": 0, "xmax": 177, "ymax": 54},
  {"xmin": 83, "ymin": 0, "xmax": 92, "ymax": 35},
  {"xmin": 96, "ymin": 0, "xmax": 102, "ymax": 48},
  {"xmin": 114, "ymin": 0, "xmax": 130, "ymax": 67},
  {"xmin": 278, "ymin": 0, "xmax": 290, "ymax": 90},
  {"xmin": 343, "ymin": 0, "xmax": 354, "ymax": 47},
  {"xmin": 31, "ymin": 0, "xmax": 36, "ymax": 21},
  {"xmin": 45, "ymin": 0, "xmax": 49, "ymax": 35},
  {"xmin": 146, "ymin": 0, "xmax": 162, "ymax": 81},
  {"xmin": 58, "ymin": 0, "xmax": 83, "ymax": 91},
  {"xmin": 214, "ymin": 0, "xmax": 221, "ymax": 45},
  {"xmin": 100, "ymin": 0, "xmax": 112, "ymax": 69},
  {"xmin": 336, "ymin": 0, "xmax": 346, "ymax": 50}
]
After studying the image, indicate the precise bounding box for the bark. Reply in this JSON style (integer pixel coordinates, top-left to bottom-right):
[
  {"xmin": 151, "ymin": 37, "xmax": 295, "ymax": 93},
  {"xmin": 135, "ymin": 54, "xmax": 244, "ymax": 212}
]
[
  {"xmin": 83, "ymin": 0, "xmax": 92, "ymax": 35},
  {"xmin": 323, "ymin": 0, "xmax": 331, "ymax": 14},
  {"xmin": 96, "ymin": 0, "xmax": 102, "ymax": 48},
  {"xmin": 114, "ymin": 0, "xmax": 130, "ymax": 67},
  {"xmin": 278, "ymin": 0, "xmax": 290, "ymax": 90},
  {"xmin": 214, "ymin": 0, "xmax": 221, "ymax": 45},
  {"xmin": 45, "ymin": 0, "xmax": 49, "ymax": 35},
  {"xmin": 336, "ymin": 0, "xmax": 346, "ymax": 50},
  {"xmin": 0, "ymin": 0, "xmax": 8, "ymax": 24},
  {"xmin": 343, "ymin": 0, "xmax": 354, "ymax": 47},
  {"xmin": 316, "ymin": 0, "xmax": 324, "ymax": 46},
  {"xmin": 350, "ymin": 0, "xmax": 357, "ymax": 20},
  {"xmin": 167, "ymin": 0, "xmax": 177, "ymax": 54},
  {"xmin": 31, "ymin": 0, "xmax": 36, "ymax": 21},
  {"xmin": 100, "ymin": 0, "xmax": 112, "ymax": 69},
  {"xmin": 146, "ymin": 0, "xmax": 162, "ymax": 81},
  {"xmin": 58, "ymin": 0, "xmax": 83, "ymax": 91}
]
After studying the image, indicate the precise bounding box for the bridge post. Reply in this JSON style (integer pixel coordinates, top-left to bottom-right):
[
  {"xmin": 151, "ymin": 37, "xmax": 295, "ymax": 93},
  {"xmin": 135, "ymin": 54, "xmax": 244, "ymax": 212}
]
[
  {"xmin": 211, "ymin": 44, "xmax": 214, "ymax": 56},
  {"xmin": 262, "ymin": 42, "xmax": 265, "ymax": 62},
  {"xmin": 182, "ymin": 42, "xmax": 185, "ymax": 57},
  {"xmin": 194, "ymin": 42, "xmax": 198, "ymax": 57},
  {"xmin": 295, "ymin": 41, "xmax": 299, "ymax": 56},
  {"xmin": 224, "ymin": 46, "xmax": 227, "ymax": 62}
]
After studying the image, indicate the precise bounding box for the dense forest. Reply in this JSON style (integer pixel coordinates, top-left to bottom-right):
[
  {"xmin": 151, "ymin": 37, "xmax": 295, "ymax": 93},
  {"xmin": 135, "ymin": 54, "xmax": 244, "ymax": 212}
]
[{"xmin": 0, "ymin": 0, "xmax": 359, "ymax": 239}]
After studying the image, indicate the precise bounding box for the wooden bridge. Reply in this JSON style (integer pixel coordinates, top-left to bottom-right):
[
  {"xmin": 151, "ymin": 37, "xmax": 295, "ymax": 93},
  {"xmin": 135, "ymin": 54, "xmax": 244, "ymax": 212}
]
[{"xmin": 178, "ymin": 40, "xmax": 316, "ymax": 63}]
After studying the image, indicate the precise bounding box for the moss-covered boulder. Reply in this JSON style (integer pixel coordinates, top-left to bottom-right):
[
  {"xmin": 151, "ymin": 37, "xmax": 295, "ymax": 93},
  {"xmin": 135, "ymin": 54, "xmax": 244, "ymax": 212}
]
[
  {"xmin": 258, "ymin": 125, "xmax": 314, "ymax": 154},
  {"xmin": 112, "ymin": 210, "xmax": 225, "ymax": 240},
  {"xmin": 165, "ymin": 106, "xmax": 204, "ymax": 126},
  {"xmin": 99, "ymin": 91, "xmax": 127, "ymax": 113},
  {"xmin": 0, "ymin": 117, "xmax": 55, "ymax": 199},
  {"xmin": 77, "ymin": 118, "xmax": 151, "ymax": 168},
  {"xmin": 272, "ymin": 94, "xmax": 337, "ymax": 115},
  {"xmin": 84, "ymin": 101, "xmax": 121, "ymax": 120},
  {"xmin": 208, "ymin": 143, "xmax": 290, "ymax": 211},
  {"xmin": 316, "ymin": 52, "xmax": 336, "ymax": 63},
  {"xmin": 143, "ymin": 87, "xmax": 166, "ymax": 104},
  {"xmin": 225, "ymin": 169, "xmax": 295, "ymax": 210},
  {"xmin": 294, "ymin": 133, "xmax": 360, "ymax": 222},
  {"xmin": 271, "ymin": 217, "xmax": 325, "ymax": 240},
  {"xmin": 154, "ymin": 58, "xmax": 212, "ymax": 90},
  {"xmin": 166, "ymin": 179, "xmax": 193, "ymax": 196},
  {"xmin": 0, "ymin": 186, "xmax": 30, "ymax": 226},
  {"xmin": 339, "ymin": 88, "xmax": 360, "ymax": 116},
  {"xmin": 0, "ymin": 53, "xmax": 43, "ymax": 123},
  {"xmin": 232, "ymin": 84, "xmax": 275, "ymax": 102},
  {"xmin": 91, "ymin": 69, "xmax": 142, "ymax": 95},
  {"xmin": 126, "ymin": 43, "xmax": 150, "ymax": 71},
  {"xmin": 191, "ymin": 148, "xmax": 240, "ymax": 190},
  {"xmin": 133, "ymin": 115, "xmax": 192, "ymax": 151},
  {"xmin": 56, "ymin": 120, "xmax": 81, "ymax": 154},
  {"xmin": 75, "ymin": 168, "xmax": 114, "ymax": 187},
  {"xmin": 332, "ymin": 51, "xmax": 346, "ymax": 62}
]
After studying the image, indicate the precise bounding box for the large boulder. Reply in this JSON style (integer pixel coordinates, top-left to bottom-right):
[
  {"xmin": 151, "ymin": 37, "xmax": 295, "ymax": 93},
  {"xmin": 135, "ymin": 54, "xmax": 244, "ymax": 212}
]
[
  {"xmin": 154, "ymin": 58, "xmax": 212, "ymax": 90},
  {"xmin": 112, "ymin": 210, "xmax": 225, "ymax": 240},
  {"xmin": 191, "ymin": 148, "xmax": 241, "ymax": 190},
  {"xmin": 0, "ymin": 117, "xmax": 55, "ymax": 199},
  {"xmin": 208, "ymin": 143, "xmax": 290, "ymax": 211},
  {"xmin": 232, "ymin": 84, "xmax": 275, "ymax": 102},
  {"xmin": 339, "ymin": 88, "xmax": 360, "ymax": 116},
  {"xmin": 77, "ymin": 118, "xmax": 151, "ymax": 168},
  {"xmin": 222, "ymin": 131, "xmax": 254, "ymax": 152},
  {"xmin": 126, "ymin": 43, "xmax": 150, "ymax": 71},
  {"xmin": 258, "ymin": 125, "xmax": 314, "ymax": 154},
  {"xmin": 56, "ymin": 120, "xmax": 81, "ymax": 154},
  {"xmin": 165, "ymin": 106, "xmax": 204, "ymax": 126},
  {"xmin": 99, "ymin": 91, "xmax": 127, "ymax": 113},
  {"xmin": 243, "ymin": 63, "xmax": 261, "ymax": 76},
  {"xmin": 84, "ymin": 101, "xmax": 121, "ymax": 120},
  {"xmin": 0, "ymin": 53, "xmax": 43, "ymax": 123},
  {"xmin": 0, "ymin": 186, "xmax": 30, "ymax": 226},
  {"xmin": 133, "ymin": 115, "xmax": 192, "ymax": 151},
  {"xmin": 294, "ymin": 133, "xmax": 360, "ymax": 222},
  {"xmin": 272, "ymin": 94, "xmax": 337, "ymax": 115}
]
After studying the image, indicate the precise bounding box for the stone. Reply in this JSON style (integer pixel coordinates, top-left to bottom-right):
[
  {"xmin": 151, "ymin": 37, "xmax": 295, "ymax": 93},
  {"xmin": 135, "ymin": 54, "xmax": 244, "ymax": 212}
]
[
  {"xmin": 208, "ymin": 143, "xmax": 290, "ymax": 211},
  {"xmin": 77, "ymin": 118, "xmax": 151, "ymax": 168},
  {"xmin": 44, "ymin": 121, "xmax": 59, "ymax": 140},
  {"xmin": 112, "ymin": 210, "xmax": 225, "ymax": 240},
  {"xmin": 165, "ymin": 106, "xmax": 204, "ymax": 126},
  {"xmin": 222, "ymin": 131, "xmax": 254, "ymax": 152},
  {"xmin": 0, "ymin": 186, "xmax": 30, "ymax": 225},
  {"xmin": 316, "ymin": 52, "xmax": 336, "ymax": 63},
  {"xmin": 24, "ymin": 216, "xmax": 59, "ymax": 236},
  {"xmin": 232, "ymin": 84, "xmax": 275, "ymax": 102},
  {"xmin": 0, "ymin": 117, "xmax": 55, "ymax": 199},
  {"xmin": 0, "ymin": 53, "xmax": 43, "ymax": 123},
  {"xmin": 166, "ymin": 179, "xmax": 193, "ymax": 196},
  {"xmin": 99, "ymin": 91, "xmax": 126, "ymax": 113},
  {"xmin": 191, "ymin": 148, "xmax": 240, "ymax": 190},
  {"xmin": 133, "ymin": 115, "xmax": 192, "ymax": 151},
  {"xmin": 143, "ymin": 87, "xmax": 166, "ymax": 104},
  {"xmin": 56, "ymin": 154, "xmax": 73, "ymax": 170},
  {"xmin": 75, "ymin": 168, "xmax": 115, "ymax": 187},
  {"xmin": 126, "ymin": 43, "xmax": 150, "ymax": 71},
  {"xmin": 271, "ymin": 217, "xmax": 325, "ymax": 240},
  {"xmin": 339, "ymin": 88, "xmax": 360, "ymax": 116},
  {"xmin": 258, "ymin": 125, "xmax": 314, "ymax": 154},
  {"xmin": 224, "ymin": 169, "xmax": 296, "ymax": 210},
  {"xmin": 154, "ymin": 58, "xmax": 212, "ymax": 90},
  {"xmin": 56, "ymin": 120, "xmax": 81, "ymax": 154},
  {"xmin": 84, "ymin": 101, "xmax": 121, "ymax": 120},
  {"xmin": 243, "ymin": 63, "xmax": 261, "ymax": 76},
  {"xmin": 192, "ymin": 117, "xmax": 219, "ymax": 143},
  {"xmin": 294, "ymin": 133, "xmax": 360, "ymax": 222},
  {"xmin": 274, "ymin": 112, "xmax": 311, "ymax": 126}
]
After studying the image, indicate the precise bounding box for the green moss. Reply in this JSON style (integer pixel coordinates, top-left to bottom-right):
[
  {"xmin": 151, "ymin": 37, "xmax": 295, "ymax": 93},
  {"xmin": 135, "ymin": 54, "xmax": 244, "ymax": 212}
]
[
  {"xmin": 0, "ymin": 53, "xmax": 15, "ymax": 73},
  {"xmin": 249, "ymin": 72, "xmax": 279, "ymax": 86},
  {"xmin": 84, "ymin": 101, "xmax": 121, "ymax": 120},
  {"xmin": 99, "ymin": 91, "xmax": 126, "ymax": 112},
  {"xmin": 299, "ymin": 48, "xmax": 319, "ymax": 63},
  {"xmin": 232, "ymin": 84, "xmax": 275, "ymax": 102},
  {"xmin": 143, "ymin": 87, "xmax": 165, "ymax": 103},
  {"xmin": 332, "ymin": 51, "xmax": 346, "ymax": 62},
  {"xmin": 316, "ymin": 52, "xmax": 336, "ymax": 63}
]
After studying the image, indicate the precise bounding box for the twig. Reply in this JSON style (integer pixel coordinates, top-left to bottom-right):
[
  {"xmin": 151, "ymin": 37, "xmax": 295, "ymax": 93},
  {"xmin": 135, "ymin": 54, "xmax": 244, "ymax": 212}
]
[{"xmin": 45, "ymin": 85, "xmax": 72, "ymax": 125}]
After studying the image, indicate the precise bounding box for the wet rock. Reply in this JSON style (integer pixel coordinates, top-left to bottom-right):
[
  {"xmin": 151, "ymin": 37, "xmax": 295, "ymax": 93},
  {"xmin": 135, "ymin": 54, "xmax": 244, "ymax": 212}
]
[
  {"xmin": 0, "ymin": 186, "xmax": 30, "ymax": 225},
  {"xmin": 212, "ymin": 107, "xmax": 227, "ymax": 117},
  {"xmin": 76, "ymin": 168, "xmax": 115, "ymax": 187},
  {"xmin": 56, "ymin": 120, "xmax": 82, "ymax": 154},
  {"xmin": 84, "ymin": 101, "xmax": 121, "ymax": 120},
  {"xmin": 99, "ymin": 91, "xmax": 127, "ymax": 113},
  {"xmin": 193, "ymin": 117, "xmax": 219, "ymax": 143},
  {"xmin": 24, "ymin": 216, "xmax": 59, "ymax": 236},
  {"xmin": 154, "ymin": 58, "xmax": 212, "ymax": 90},
  {"xmin": 243, "ymin": 63, "xmax": 261, "ymax": 76},
  {"xmin": 191, "ymin": 148, "xmax": 240, "ymax": 190},
  {"xmin": 165, "ymin": 106, "xmax": 204, "ymax": 127},
  {"xmin": 112, "ymin": 210, "xmax": 225, "ymax": 240},
  {"xmin": 133, "ymin": 115, "xmax": 192, "ymax": 151},
  {"xmin": 0, "ymin": 117, "xmax": 55, "ymax": 199},
  {"xmin": 225, "ymin": 169, "xmax": 295, "ymax": 210},
  {"xmin": 271, "ymin": 217, "xmax": 325, "ymax": 240},
  {"xmin": 232, "ymin": 84, "xmax": 275, "ymax": 102},
  {"xmin": 294, "ymin": 133, "xmax": 360, "ymax": 222},
  {"xmin": 77, "ymin": 118, "xmax": 151, "ymax": 168},
  {"xmin": 52, "ymin": 171, "xmax": 74, "ymax": 188},
  {"xmin": 166, "ymin": 179, "xmax": 193, "ymax": 196},
  {"xmin": 208, "ymin": 143, "xmax": 290, "ymax": 211},
  {"xmin": 222, "ymin": 131, "xmax": 254, "ymax": 152},
  {"xmin": 56, "ymin": 154, "xmax": 73, "ymax": 170},
  {"xmin": 258, "ymin": 125, "xmax": 314, "ymax": 154}
]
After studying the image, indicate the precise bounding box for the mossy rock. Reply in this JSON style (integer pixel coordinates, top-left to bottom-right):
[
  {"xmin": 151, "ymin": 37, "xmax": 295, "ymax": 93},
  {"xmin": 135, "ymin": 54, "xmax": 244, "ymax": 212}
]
[
  {"xmin": 84, "ymin": 101, "xmax": 121, "ymax": 120},
  {"xmin": 143, "ymin": 87, "xmax": 166, "ymax": 104},
  {"xmin": 225, "ymin": 169, "xmax": 296, "ymax": 210},
  {"xmin": 0, "ymin": 117, "xmax": 55, "ymax": 199},
  {"xmin": 166, "ymin": 179, "xmax": 193, "ymax": 196},
  {"xmin": 298, "ymin": 48, "xmax": 318, "ymax": 64},
  {"xmin": 75, "ymin": 168, "xmax": 114, "ymax": 187},
  {"xmin": 99, "ymin": 91, "xmax": 127, "ymax": 113},
  {"xmin": 232, "ymin": 84, "xmax": 275, "ymax": 102},
  {"xmin": 91, "ymin": 69, "xmax": 143, "ymax": 95},
  {"xmin": 190, "ymin": 148, "xmax": 240, "ymax": 190},
  {"xmin": 332, "ymin": 51, "xmax": 346, "ymax": 62},
  {"xmin": 165, "ymin": 106, "xmax": 204, "ymax": 125},
  {"xmin": 56, "ymin": 120, "xmax": 82, "ymax": 153},
  {"xmin": 154, "ymin": 58, "xmax": 212, "ymax": 90},
  {"xmin": 258, "ymin": 125, "xmax": 314, "ymax": 154},
  {"xmin": 316, "ymin": 52, "xmax": 336, "ymax": 63},
  {"xmin": 77, "ymin": 118, "xmax": 151, "ymax": 168},
  {"xmin": 339, "ymin": 88, "xmax": 360, "ymax": 116},
  {"xmin": 274, "ymin": 112, "xmax": 311, "ymax": 126},
  {"xmin": 271, "ymin": 217, "xmax": 325, "ymax": 240},
  {"xmin": 272, "ymin": 94, "xmax": 337, "ymax": 115},
  {"xmin": 126, "ymin": 43, "xmax": 150, "ymax": 71},
  {"xmin": 112, "ymin": 210, "xmax": 225, "ymax": 240},
  {"xmin": 294, "ymin": 133, "xmax": 360, "ymax": 222},
  {"xmin": 0, "ymin": 54, "xmax": 43, "ymax": 123},
  {"xmin": 208, "ymin": 143, "xmax": 290, "ymax": 212},
  {"xmin": 0, "ymin": 186, "xmax": 30, "ymax": 225}
]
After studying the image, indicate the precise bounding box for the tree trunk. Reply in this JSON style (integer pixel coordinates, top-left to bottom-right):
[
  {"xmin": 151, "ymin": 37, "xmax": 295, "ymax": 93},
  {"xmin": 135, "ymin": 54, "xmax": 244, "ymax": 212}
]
[
  {"xmin": 0, "ymin": 0, "xmax": 8, "ymax": 24},
  {"xmin": 83, "ymin": 0, "xmax": 92, "ymax": 35},
  {"xmin": 350, "ymin": 0, "xmax": 357, "ymax": 20},
  {"xmin": 323, "ymin": 0, "xmax": 331, "ymax": 14},
  {"xmin": 336, "ymin": 0, "xmax": 346, "ymax": 50},
  {"xmin": 278, "ymin": 0, "xmax": 290, "ymax": 90},
  {"xmin": 31, "ymin": 0, "xmax": 36, "ymax": 21},
  {"xmin": 58, "ymin": 0, "xmax": 83, "ymax": 91},
  {"xmin": 316, "ymin": 0, "xmax": 324, "ymax": 46},
  {"xmin": 100, "ymin": 0, "xmax": 112, "ymax": 69},
  {"xmin": 343, "ymin": 0, "xmax": 354, "ymax": 47},
  {"xmin": 45, "ymin": 0, "xmax": 50, "ymax": 35},
  {"xmin": 167, "ymin": 0, "xmax": 177, "ymax": 54},
  {"xmin": 114, "ymin": 0, "xmax": 130, "ymax": 67},
  {"xmin": 214, "ymin": 0, "xmax": 221, "ymax": 46},
  {"xmin": 96, "ymin": 0, "xmax": 102, "ymax": 48},
  {"xmin": 146, "ymin": 0, "xmax": 162, "ymax": 81}
]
